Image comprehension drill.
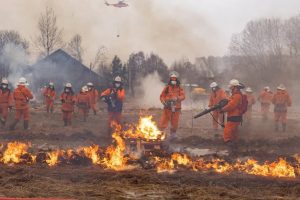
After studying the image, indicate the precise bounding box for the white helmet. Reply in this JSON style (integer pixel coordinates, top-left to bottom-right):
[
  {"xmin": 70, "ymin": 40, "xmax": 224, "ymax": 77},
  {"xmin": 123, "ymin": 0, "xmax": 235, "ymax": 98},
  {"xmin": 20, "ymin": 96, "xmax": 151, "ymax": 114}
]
[
  {"xmin": 82, "ymin": 86, "xmax": 89, "ymax": 92},
  {"xmin": 245, "ymin": 87, "xmax": 253, "ymax": 93},
  {"xmin": 49, "ymin": 82, "xmax": 54, "ymax": 86},
  {"xmin": 114, "ymin": 76, "xmax": 122, "ymax": 82},
  {"xmin": 87, "ymin": 82, "xmax": 93, "ymax": 87},
  {"xmin": 65, "ymin": 83, "xmax": 72, "ymax": 88},
  {"xmin": 18, "ymin": 77, "xmax": 28, "ymax": 85},
  {"xmin": 277, "ymin": 84, "xmax": 286, "ymax": 90},
  {"xmin": 264, "ymin": 86, "xmax": 270, "ymax": 91},
  {"xmin": 229, "ymin": 79, "xmax": 240, "ymax": 87},
  {"xmin": 169, "ymin": 71, "xmax": 179, "ymax": 78},
  {"xmin": 1, "ymin": 79, "xmax": 9, "ymax": 85},
  {"xmin": 210, "ymin": 82, "xmax": 218, "ymax": 88}
]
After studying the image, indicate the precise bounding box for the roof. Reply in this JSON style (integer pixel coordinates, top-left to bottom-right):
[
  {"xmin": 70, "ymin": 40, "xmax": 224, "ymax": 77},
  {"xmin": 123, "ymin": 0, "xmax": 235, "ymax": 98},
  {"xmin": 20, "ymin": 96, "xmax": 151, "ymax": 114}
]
[{"xmin": 30, "ymin": 49, "xmax": 102, "ymax": 92}]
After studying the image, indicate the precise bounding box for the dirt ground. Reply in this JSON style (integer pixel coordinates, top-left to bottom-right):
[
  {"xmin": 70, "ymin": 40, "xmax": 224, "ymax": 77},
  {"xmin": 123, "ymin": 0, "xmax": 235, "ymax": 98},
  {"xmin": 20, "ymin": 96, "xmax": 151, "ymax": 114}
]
[{"xmin": 0, "ymin": 99, "xmax": 299, "ymax": 200}]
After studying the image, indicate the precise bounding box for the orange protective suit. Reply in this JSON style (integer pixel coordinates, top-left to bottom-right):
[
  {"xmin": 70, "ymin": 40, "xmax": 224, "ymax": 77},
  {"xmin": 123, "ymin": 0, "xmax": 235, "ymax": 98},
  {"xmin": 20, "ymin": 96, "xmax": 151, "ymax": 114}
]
[
  {"xmin": 76, "ymin": 92, "xmax": 91, "ymax": 122},
  {"xmin": 272, "ymin": 90, "xmax": 291, "ymax": 125},
  {"xmin": 88, "ymin": 88, "xmax": 99, "ymax": 115},
  {"xmin": 221, "ymin": 88, "xmax": 242, "ymax": 143},
  {"xmin": 159, "ymin": 84, "xmax": 185, "ymax": 134},
  {"xmin": 208, "ymin": 88, "xmax": 227, "ymax": 130},
  {"xmin": 13, "ymin": 85, "xmax": 33, "ymax": 121},
  {"xmin": 0, "ymin": 88, "xmax": 13, "ymax": 122},
  {"xmin": 60, "ymin": 92, "xmax": 75, "ymax": 126},
  {"xmin": 100, "ymin": 87, "xmax": 125, "ymax": 127},
  {"xmin": 43, "ymin": 87, "xmax": 56, "ymax": 113},
  {"xmin": 245, "ymin": 93, "xmax": 256, "ymax": 121},
  {"xmin": 258, "ymin": 90, "xmax": 273, "ymax": 120}
]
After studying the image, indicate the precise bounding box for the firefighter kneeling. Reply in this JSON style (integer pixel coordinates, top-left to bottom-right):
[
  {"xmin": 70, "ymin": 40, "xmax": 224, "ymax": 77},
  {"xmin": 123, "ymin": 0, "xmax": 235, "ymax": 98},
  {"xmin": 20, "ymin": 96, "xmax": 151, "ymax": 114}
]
[
  {"xmin": 220, "ymin": 79, "xmax": 247, "ymax": 154},
  {"xmin": 159, "ymin": 71, "xmax": 185, "ymax": 141}
]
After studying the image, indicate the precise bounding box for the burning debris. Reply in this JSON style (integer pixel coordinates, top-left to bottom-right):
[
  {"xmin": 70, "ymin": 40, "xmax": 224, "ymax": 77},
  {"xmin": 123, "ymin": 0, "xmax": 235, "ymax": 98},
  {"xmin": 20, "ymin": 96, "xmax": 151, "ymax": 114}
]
[{"xmin": 0, "ymin": 116, "xmax": 299, "ymax": 179}]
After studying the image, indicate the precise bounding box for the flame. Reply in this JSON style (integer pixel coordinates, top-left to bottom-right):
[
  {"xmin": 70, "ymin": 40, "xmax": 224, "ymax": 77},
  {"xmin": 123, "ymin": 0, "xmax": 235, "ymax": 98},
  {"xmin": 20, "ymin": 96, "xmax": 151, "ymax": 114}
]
[
  {"xmin": 1, "ymin": 142, "xmax": 30, "ymax": 164},
  {"xmin": 123, "ymin": 116, "xmax": 165, "ymax": 141},
  {"xmin": 102, "ymin": 132, "xmax": 127, "ymax": 170},
  {"xmin": 79, "ymin": 145, "xmax": 101, "ymax": 164},
  {"xmin": 46, "ymin": 150, "xmax": 63, "ymax": 167}
]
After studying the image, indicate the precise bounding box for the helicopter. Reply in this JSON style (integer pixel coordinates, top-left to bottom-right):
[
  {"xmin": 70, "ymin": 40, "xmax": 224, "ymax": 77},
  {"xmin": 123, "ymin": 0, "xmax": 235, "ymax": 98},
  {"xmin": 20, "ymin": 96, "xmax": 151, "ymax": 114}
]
[{"xmin": 105, "ymin": 0, "xmax": 129, "ymax": 8}]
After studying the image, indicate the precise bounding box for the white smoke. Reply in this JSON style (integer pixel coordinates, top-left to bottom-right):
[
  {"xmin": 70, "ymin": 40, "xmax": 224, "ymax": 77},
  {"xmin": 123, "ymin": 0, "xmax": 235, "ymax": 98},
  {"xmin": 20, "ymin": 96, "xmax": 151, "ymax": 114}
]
[
  {"xmin": 0, "ymin": 43, "xmax": 29, "ymax": 87},
  {"xmin": 135, "ymin": 72, "xmax": 165, "ymax": 109}
]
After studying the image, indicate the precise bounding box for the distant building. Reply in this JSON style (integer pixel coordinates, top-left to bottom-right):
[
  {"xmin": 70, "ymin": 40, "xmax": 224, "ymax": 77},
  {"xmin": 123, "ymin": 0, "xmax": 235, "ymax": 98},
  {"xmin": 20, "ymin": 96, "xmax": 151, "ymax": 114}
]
[{"xmin": 29, "ymin": 49, "xmax": 102, "ymax": 93}]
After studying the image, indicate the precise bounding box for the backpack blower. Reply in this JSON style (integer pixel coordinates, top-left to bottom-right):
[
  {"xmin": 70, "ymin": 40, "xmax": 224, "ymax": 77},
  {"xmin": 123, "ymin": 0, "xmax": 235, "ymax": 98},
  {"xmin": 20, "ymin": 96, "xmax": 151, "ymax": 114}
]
[{"xmin": 194, "ymin": 99, "xmax": 229, "ymax": 119}]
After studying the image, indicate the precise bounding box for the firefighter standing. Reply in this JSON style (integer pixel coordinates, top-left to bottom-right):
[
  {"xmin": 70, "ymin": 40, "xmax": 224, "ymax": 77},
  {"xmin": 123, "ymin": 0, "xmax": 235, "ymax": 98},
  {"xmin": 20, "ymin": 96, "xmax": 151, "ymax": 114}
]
[
  {"xmin": 258, "ymin": 86, "xmax": 273, "ymax": 120},
  {"xmin": 100, "ymin": 76, "xmax": 125, "ymax": 136},
  {"xmin": 245, "ymin": 87, "xmax": 256, "ymax": 121},
  {"xmin": 0, "ymin": 79, "xmax": 13, "ymax": 126},
  {"xmin": 76, "ymin": 86, "xmax": 91, "ymax": 122},
  {"xmin": 60, "ymin": 83, "xmax": 76, "ymax": 126},
  {"xmin": 220, "ymin": 79, "xmax": 244, "ymax": 153},
  {"xmin": 208, "ymin": 82, "xmax": 227, "ymax": 130},
  {"xmin": 43, "ymin": 82, "xmax": 56, "ymax": 113},
  {"xmin": 159, "ymin": 71, "xmax": 185, "ymax": 141},
  {"xmin": 272, "ymin": 84, "xmax": 292, "ymax": 132},
  {"xmin": 87, "ymin": 82, "xmax": 99, "ymax": 115},
  {"xmin": 10, "ymin": 77, "xmax": 33, "ymax": 130}
]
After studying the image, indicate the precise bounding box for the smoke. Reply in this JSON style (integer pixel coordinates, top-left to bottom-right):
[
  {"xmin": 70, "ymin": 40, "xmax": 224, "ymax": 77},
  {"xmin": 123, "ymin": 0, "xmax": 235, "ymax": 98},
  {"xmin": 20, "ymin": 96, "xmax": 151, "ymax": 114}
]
[
  {"xmin": 0, "ymin": 0, "xmax": 219, "ymax": 65},
  {"xmin": 134, "ymin": 72, "xmax": 165, "ymax": 109},
  {"xmin": 0, "ymin": 43, "xmax": 29, "ymax": 87}
]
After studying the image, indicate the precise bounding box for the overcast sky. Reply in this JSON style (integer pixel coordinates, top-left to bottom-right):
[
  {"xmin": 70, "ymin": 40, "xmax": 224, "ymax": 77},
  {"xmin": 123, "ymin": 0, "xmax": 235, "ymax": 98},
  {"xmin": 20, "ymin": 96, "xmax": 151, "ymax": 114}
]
[{"xmin": 1, "ymin": 0, "xmax": 300, "ymax": 65}]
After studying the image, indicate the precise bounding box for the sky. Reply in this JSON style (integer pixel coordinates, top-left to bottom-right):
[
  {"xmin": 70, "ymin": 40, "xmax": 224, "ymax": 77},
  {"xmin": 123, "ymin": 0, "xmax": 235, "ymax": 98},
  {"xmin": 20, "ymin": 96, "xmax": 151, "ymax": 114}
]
[{"xmin": 0, "ymin": 0, "xmax": 300, "ymax": 65}]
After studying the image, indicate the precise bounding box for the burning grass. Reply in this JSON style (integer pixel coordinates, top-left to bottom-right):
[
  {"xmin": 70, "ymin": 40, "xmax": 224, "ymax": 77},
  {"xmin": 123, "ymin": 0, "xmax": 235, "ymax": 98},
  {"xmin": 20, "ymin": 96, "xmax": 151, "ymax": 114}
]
[{"xmin": 0, "ymin": 116, "xmax": 299, "ymax": 179}]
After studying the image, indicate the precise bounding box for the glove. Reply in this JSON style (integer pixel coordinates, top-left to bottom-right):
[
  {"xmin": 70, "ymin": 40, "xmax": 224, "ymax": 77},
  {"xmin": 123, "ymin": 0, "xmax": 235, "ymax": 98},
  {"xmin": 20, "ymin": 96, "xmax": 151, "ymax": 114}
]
[
  {"xmin": 8, "ymin": 106, "xmax": 13, "ymax": 112},
  {"xmin": 61, "ymin": 99, "xmax": 65, "ymax": 103}
]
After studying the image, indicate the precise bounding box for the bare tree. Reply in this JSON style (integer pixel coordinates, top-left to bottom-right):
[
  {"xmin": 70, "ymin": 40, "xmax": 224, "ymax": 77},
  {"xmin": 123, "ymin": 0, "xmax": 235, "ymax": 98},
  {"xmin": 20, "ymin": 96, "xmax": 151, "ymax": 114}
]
[
  {"xmin": 229, "ymin": 18, "xmax": 285, "ymax": 85},
  {"xmin": 35, "ymin": 7, "xmax": 63, "ymax": 56},
  {"xmin": 93, "ymin": 46, "xmax": 108, "ymax": 72},
  {"xmin": 67, "ymin": 34, "xmax": 84, "ymax": 63},
  {"xmin": 284, "ymin": 15, "xmax": 300, "ymax": 56}
]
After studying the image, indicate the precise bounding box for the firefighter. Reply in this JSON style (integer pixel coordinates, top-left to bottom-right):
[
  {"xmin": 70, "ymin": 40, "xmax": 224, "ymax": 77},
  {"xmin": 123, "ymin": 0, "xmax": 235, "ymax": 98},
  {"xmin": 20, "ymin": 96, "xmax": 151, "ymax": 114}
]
[
  {"xmin": 76, "ymin": 86, "xmax": 91, "ymax": 122},
  {"xmin": 272, "ymin": 84, "xmax": 292, "ymax": 132},
  {"xmin": 60, "ymin": 83, "xmax": 76, "ymax": 126},
  {"xmin": 10, "ymin": 77, "xmax": 33, "ymax": 130},
  {"xmin": 258, "ymin": 86, "xmax": 273, "ymax": 120},
  {"xmin": 159, "ymin": 71, "xmax": 185, "ymax": 141},
  {"xmin": 244, "ymin": 87, "xmax": 256, "ymax": 121},
  {"xmin": 220, "ymin": 79, "xmax": 244, "ymax": 154},
  {"xmin": 43, "ymin": 82, "xmax": 56, "ymax": 113},
  {"xmin": 208, "ymin": 82, "xmax": 227, "ymax": 130},
  {"xmin": 87, "ymin": 82, "xmax": 99, "ymax": 115},
  {"xmin": 100, "ymin": 76, "xmax": 125, "ymax": 136},
  {"xmin": 0, "ymin": 79, "xmax": 13, "ymax": 126}
]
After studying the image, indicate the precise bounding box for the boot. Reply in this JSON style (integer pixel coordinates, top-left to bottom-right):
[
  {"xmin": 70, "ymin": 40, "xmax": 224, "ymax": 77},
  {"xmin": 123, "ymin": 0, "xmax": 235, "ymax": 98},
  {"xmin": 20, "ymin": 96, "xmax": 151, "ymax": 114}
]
[
  {"xmin": 93, "ymin": 110, "xmax": 97, "ymax": 115},
  {"xmin": 169, "ymin": 129, "xmax": 177, "ymax": 142},
  {"xmin": 282, "ymin": 123, "xmax": 286, "ymax": 132},
  {"xmin": 24, "ymin": 120, "xmax": 29, "ymax": 130},
  {"xmin": 64, "ymin": 120, "xmax": 68, "ymax": 126},
  {"xmin": 9, "ymin": 119, "xmax": 19, "ymax": 130}
]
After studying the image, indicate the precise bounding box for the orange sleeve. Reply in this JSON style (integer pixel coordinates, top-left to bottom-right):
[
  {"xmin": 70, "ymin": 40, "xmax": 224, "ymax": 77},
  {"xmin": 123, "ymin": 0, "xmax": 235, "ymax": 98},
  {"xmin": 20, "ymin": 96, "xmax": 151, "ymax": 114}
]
[
  {"xmin": 160, "ymin": 87, "xmax": 168, "ymax": 102},
  {"xmin": 25, "ymin": 88, "xmax": 33, "ymax": 100},
  {"xmin": 95, "ymin": 90, "xmax": 99, "ymax": 99},
  {"xmin": 252, "ymin": 96, "xmax": 256, "ymax": 104},
  {"xmin": 178, "ymin": 87, "xmax": 185, "ymax": 101},
  {"xmin": 221, "ymin": 90, "xmax": 228, "ymax": 100},
  {"xmin": 222, "ymin": 94, "xmax": 241, "ymax": 112},
  {"xmin": 272, "ymin": 94, "xmax": 276, "ymax": 104},
  {"xmin": 117, "ymin": 89, "xmax": 125, "ymax": 101},
  {"xmin": 100, "ymin": 89, "xmax": 111, "ymax": 97},
  {"xmin": 60, "ymin": 93, "xmax": 64, "ymax": 101}
]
